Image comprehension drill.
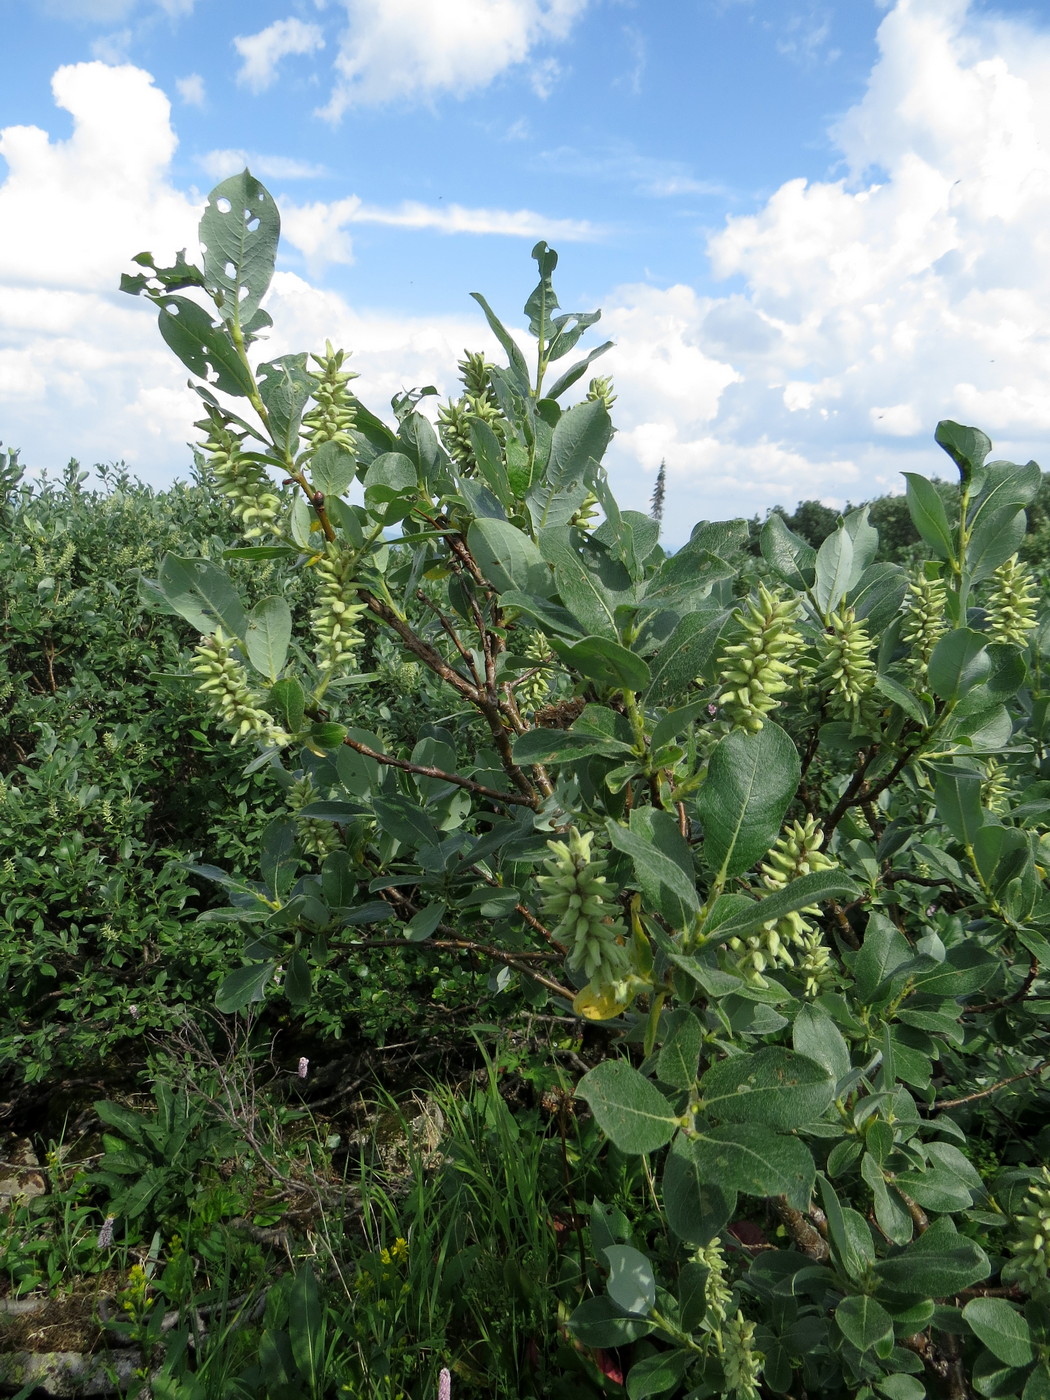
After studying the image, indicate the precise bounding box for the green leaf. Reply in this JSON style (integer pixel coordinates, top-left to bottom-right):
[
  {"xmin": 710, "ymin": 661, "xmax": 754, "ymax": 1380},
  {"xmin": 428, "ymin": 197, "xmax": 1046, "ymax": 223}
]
[
  {"xmin": 468, "ymin": 517, "xmax": 550, "ymax": 596},
  {"xmin": 935, "ymin": 419, "xmax": 991, "ymax": 485},
  {"xmin": 700, "ymin": 1049, "xmax": 835, "ymax": 1128},
  {"xmin": 709, "ymin": 870, "xmax": 860, "ymax": 945},
  {"xmin": 199, "ymin": 170, "xmax": 280, "ymax": 328},
  {"xmin": 818, "ymin": 1176, "xmax": 874, "ymax": 1282},
  {"xmin": 513, "ymin": 728, "xmax": 634, "ymax": 765},
  {"xmin": 644, "ymin": 608, "xmax": 728, "ymax": 702},
  {"xmin": 567, "ymin": 1296, "xmax": 655, "ymax": 1348},
  {"xmin": 662, "ymin": 1134, "xmax": 736, "ymax": 1246},
  {"xmin": 284, "ymin": 951, "xmax": 312, "ymax": 1007},
  {"xmin": 854, "ymin": 913, "xmax": 912, "ymax": 1003},
  {"xmin": 873, "ymin": 672, "xmax": 931, "ymax": 726},
  {"xmin": 690, "ymin": 1124, "xmax": 815, "ymax": 1210},
  {"xmin": 575, "ymin": 1060, "xmax": 679, "ymax": 1154},
  {"xmin": 835, "ymin": 1295, "xmax": 894, "ymax": 1355},
  {"xmin": 928, "ymin": 629, "xmax": 991, "ymax": 701},
  {"xmin": 792, "ymin": 1004, "xmax": 851, "ymax": 1082},
  {"xmin": 604, "ymin": 1244, "xmax": 655, "ymax": 1315},
  {"xmin": 605, "ymin": 814, "xmax": 700, "ymax": 929},
  {"xmin": 967, "ymin": 506, "xmax": 1026, "ymax": 585},
  {"xmin": 288, "ymin": 1264, "xmax": 325, "ymax": 1389},
  {"xmin": 872, "ymin": 1217, "xmax": 990, "ymax": 1296},
  {"xmin": 310, "ymin": 440, "xmax": 358, "ymax": 498},
  {"xmin": 157, "ymin": 554, "xmax": 247, "ymax": 639},
  {"xmin": 545, "ymin": 339, "xmax": 614, "ymax": 401},
  {"xmin": 469, "ymin": 291, "xmax": 532, "ymax": 394},
  {"xmin": 257, "ymin": 353, "xmax": 311, "ymax": 457},
  {"xmin": 761, "ymin": 512, "xmax": 816, "ymax": 589},
  {"xmin": 155, "ymin": 294, "xmax": 255, "ymax": 397},
  {"xmin": 657, "ymin": 1009, "xmax": 702, "ymax": 1090},
  {"xmin": 546, "ymin": 398, "xmax": 612, "ymax": 485},
  {"xmin": 406, "ymin": 901, "xmax": 445, "ymax": 942},
  {"xmin": 550, "ymin": 635, "xmax": 651, "ymax": 692},
  {"xmin": 814, "ymin": 525, "xmax": 855, "ymax": 616},
  {"xmin": 696, "ymin": 722, "xmax": 801, "ymax": 881},
  {"xmin": 934, "ymin": 767, "xmax": 986, "ymax": 847},
  {"xmin": 245, "ymin": 595, "xmax": 292, "ymax": 683},
  {"xmin": 363, "ymin": 452, "xmax": 417, "ymax": 507},
  {"xmin": 539, "ymin": 526, "xmax": 631, "ymax": 638},
  {"xmin": 269, "ymin": 677, "xmax": 305, "ymax": 733},
  {"xmin": 626, "ymin": 1350, "xmax": 693, "ymax": 1400},
  {"xmin": 216, "ymin": 961, "xmax": 276, "ymax": 1012},
  {"xmin": 904, "ymin": 473, "xmax": 955, "ymax": 562}
]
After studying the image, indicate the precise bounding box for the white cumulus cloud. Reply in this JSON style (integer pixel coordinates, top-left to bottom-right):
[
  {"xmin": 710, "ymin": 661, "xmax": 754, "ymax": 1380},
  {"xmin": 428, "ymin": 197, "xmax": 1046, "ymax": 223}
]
[
  {"xmin": 279, "ymin": 194, "xmax": 600, "ymax": 274},
  {"xmin": 598, "ymin": 0, "xmax": 1050, "ymax": 530},
  {"xmin": 320, "ymin": 0, "xmax": 589, "ymax": 118},
  {"xmin": 234, "ymin": 17, "xmax": 325, "ymax": 94}
]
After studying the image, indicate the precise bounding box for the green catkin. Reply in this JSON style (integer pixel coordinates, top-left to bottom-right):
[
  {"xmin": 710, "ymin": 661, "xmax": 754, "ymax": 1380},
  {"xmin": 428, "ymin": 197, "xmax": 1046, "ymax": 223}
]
[
  {"xmin": 536, "ymin": 828, "xmax": 629, "ymax": 988},
  {"xmin": 311, "ymin": 542, "xmax": 368, "ymax": 674},
  {"xmin": 811, "ymin": 605, "xmax": 876, "ymax": 723},
  {"xmin": 198, "ymin": 412, "xmax": 283, "ymax": 541},
  {"xmin": 586, "ymin": 375, "xmax": 617, "ymax": 411},
  {"xmin": 901, "ymin": 571, "xmax": 948, "ymax": 675},
  {"xmin": 288, "ymin": 774, "xmax": 341, "ymax": 859},
  {"xmin": 717, "ymin": 584, "xmax": 803, "ymax": 733},
  {"xmin": 694, "ymin": 1237, "xmax": 731, "ymax": 1325},
  {"xmin": 981, "ymin": 757, "xmax": 1011, "ymax": 815},
  {"xmin": 728, "ymin": 817, "xmax": 835, "ymax": 988},
  {"xmin": 191, "ymin": 629, "xmax": 288, "ymax": 746},
  {"xmin": 986, "ymin": 553, "xmax": 1038, "ymax": 648},
  {"xmin": 513, "ymin": 631, "xmax": 554, "ymax": 714},
  {"xmin": 437, "ymin": 350, "xmax": 505, "ymax": 475},
  {"xmin": 301, "ymin": 341, "xmax": 358, "ymax": 451},
  {"xmin": 721, "ymin": 1311, "xmax": 763, "ymax": 1400},
  {"xmin": 1004, "ymin": 1166, "xmax": 1050, "ymax": 1297}
]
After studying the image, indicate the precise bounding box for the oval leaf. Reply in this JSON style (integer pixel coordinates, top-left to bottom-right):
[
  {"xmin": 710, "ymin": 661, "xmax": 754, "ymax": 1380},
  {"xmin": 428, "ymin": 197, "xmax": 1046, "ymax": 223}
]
[{"xmin": 575, "ymin": 1061, "xmax": 679, "ymax": 1155}]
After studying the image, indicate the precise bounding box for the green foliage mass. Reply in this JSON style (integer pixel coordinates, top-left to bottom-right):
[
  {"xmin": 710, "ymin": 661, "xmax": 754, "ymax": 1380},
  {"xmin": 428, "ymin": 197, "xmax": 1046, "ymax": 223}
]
[
  {"xmin": 6, "ymin": 168, "xmax": 1050, "ymax": 1397},
  {"xmin": 114, "ymin": 170, "xmax": 1050, "ymax": 1397}
]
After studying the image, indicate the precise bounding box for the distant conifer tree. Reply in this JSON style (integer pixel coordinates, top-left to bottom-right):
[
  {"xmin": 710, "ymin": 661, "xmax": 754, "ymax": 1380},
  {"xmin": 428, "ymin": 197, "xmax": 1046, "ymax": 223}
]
[{"xmin": 650, "ymin": 459, "xmax": 666, "ymax": 525}]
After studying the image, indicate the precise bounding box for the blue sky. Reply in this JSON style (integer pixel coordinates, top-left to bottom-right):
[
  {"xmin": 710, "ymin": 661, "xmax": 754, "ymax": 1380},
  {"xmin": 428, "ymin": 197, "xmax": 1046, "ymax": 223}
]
[{"xmin": 2, "ymin": 0, "xmax": 1050, "ymax": 540}]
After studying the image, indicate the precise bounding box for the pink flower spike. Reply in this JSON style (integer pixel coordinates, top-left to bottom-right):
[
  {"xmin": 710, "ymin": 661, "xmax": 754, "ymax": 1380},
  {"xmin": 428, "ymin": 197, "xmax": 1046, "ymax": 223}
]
[
  {"xmin": 297, "ymin": 1057, "xmax": 309, "ymax": 1079},
  {"xmin": 438, "ymin": 1367, "xmax": 451, "ymax": 1400}
]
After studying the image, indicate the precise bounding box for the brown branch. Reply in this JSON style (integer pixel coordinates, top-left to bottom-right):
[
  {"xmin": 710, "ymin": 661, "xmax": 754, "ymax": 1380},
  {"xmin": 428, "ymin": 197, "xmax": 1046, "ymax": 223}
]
[
  {"xmin": 351, "ymin": 937, "xmax": 573, "ymax": 999},
  {"xmin": 933, "ymin": 1058, "xmax": 1050, "ymax": 1110},
  {"xmin": 340, "ymin": 733, "xmax": 536, "ymax": 807},
  {"xmin": 359, "ymin": 587, "xmax": 482, "ymax": 703},
  {"xmin": 415, "ymin": 588, "xmax": 480, "ymax": 681},
  {"xmin": 966, "ymin": 953, "xmax": 1040, "ymax": 1014},
  {"xmin": 771, "ymin": 1198, "xmax": 829, "ymax": 1262}
]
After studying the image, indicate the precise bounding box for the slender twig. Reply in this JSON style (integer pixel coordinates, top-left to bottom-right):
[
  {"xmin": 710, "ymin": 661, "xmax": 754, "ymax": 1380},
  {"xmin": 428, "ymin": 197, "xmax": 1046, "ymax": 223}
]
[
  {"xmin": 340, "ymin": 732, "xmax": 535, "ymax": 807},
  {"xmin": 934, "ymin": 1057, "xmax": 1050, "ymax": 1109}
]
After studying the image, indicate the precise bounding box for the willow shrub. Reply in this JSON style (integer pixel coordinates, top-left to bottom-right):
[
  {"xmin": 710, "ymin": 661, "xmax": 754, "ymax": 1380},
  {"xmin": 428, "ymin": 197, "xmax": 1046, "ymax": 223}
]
[{"xmin": 123, "ymin": 171, "xmax": 1050, "ymax": 1398}]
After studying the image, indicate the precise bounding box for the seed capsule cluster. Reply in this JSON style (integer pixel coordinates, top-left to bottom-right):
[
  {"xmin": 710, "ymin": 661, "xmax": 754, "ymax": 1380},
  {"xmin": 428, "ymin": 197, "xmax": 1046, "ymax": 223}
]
[
  {"xmin": 986, "ymin": 553, "xmax": 1038, "ymax": 648},
  {"xmin": 810, "ymin": 605, "xmax": 876, "ymax": 723},
  {"xmin": 901, "ymin": 571, "xmax": 947, "ymax": 674},
  {"xmin": 728, "ymin": 818, "xmax": 835, "ymax": 989},
  {"xmin": 1005, "ymin": 1166, "xmax": 1050, "ymax": 1297},
  {"xmin": 512, "ymin": 631, "xmax": 554, "ymax": 715},
  {"xmin": 437, "ymin": 350, "xmax": 505, "ymax": 475},
  {"xmin": 199, "ymin": 415, "xmax": 283, "ymax": 541},
  {"xmin": 301, "ymin": 342, "xmax": 358, "ymax": 451},
  {"xmin": 717, "ymin": 584, "xmax": 803, "ymax": 733},
  {"xmin": 586, "ymin": 375, "xmax": 617, "ymax": 411},
  {"xmin": 311, "ymin": 542, "xmax": 368, "ymax": 673},
  {"xmin": 288, "ymin": 773, "xmax": 341, "ymax": 859},
  {"xmin": 721, "ymin": 1311, "xmax": 764, "ymax": 1400},
  {"xmin": 192, "ymin": 629, "xmax": 288, "ymax": 746},
  {"xmin": 537, "ymin": 828, "xmax": 629, "ymax": 985}
]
